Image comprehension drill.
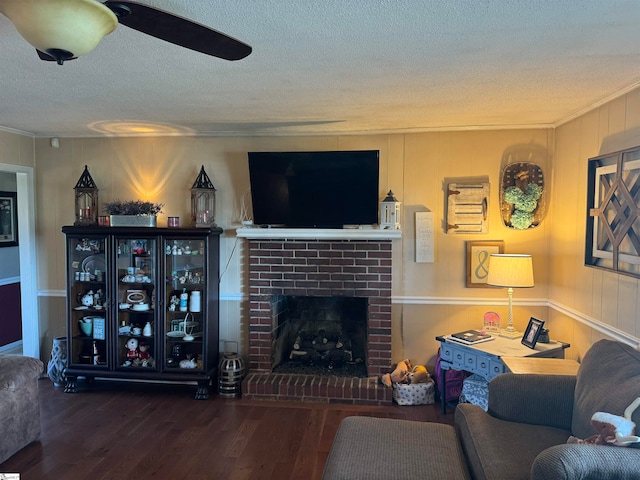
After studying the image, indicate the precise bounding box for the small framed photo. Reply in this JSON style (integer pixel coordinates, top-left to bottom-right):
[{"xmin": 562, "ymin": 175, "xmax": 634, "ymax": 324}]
[
  {"xmin": 466, "ymin": 241, "xmax": 504, "ymax": 287},
  {"xmin": 134, "ymin": 256, "xmax": 152, "ymax": 274},
  {"xmin": 0, "ymin": 191, "xmax": 18, "ymax": 248},
  {"xmin": 522, "ymin": 317, "xmax": 545, "ymax": 349}
]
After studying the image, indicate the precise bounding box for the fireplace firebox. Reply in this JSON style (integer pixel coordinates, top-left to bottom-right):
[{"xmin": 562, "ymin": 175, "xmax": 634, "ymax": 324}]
[
  {"xmin": 242, "ymin": 236, "xmax": 394, "ymax": 404},
  {"xmin": 271, "ymin": 295, "xmax": 368, "ymax": 377}
]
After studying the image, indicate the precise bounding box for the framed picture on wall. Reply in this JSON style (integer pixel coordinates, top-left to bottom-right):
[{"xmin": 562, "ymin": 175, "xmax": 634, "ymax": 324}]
[
  {"xmin": 0, "ymin": 191, "xmax": 18, "ymax": 248},
  {"xmin": 466, "ymin": 241, "xmax": 504, "ymax": 287}
]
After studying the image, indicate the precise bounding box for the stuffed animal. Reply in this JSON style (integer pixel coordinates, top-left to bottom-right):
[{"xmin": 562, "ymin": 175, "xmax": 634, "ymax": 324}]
[
  {"xmin": 380, "ymin": 359, "xmax": 412, "ymax": 387},
  {"xmin": 568, "ymin": 397, "xmax": 640, "ymax": 446},
  {"xmin": 123, "ymin": 337, "xmax": 139, "ymax": 366},
  {"xmin": 380, "ymin": 360, "xmax": 433, "ymax": 387},
  {"xmin": 408, "ymin": 365, "xmax": 433, "ymax": 385},
  {"xmin": 138, "ymin": 340, "xmax": 155, "ymax": 367}
]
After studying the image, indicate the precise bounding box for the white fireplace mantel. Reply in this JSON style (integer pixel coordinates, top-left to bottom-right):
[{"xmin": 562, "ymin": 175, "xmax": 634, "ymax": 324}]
[{"xmin": 236, "ymin": 227, "xmax": 402, "ymax": 240}]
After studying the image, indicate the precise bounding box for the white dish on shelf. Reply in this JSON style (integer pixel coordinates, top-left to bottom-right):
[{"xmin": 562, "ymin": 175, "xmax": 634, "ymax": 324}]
[
  {"xmin": 74, "ymin": 306, "xmax": 89, "ymax": 310},
  {"xmin": 166, "ymin": 331, "xmax": 185, "ymax": 338},
  {"xmin": 182, "ymin": 332, "xmax": 202, "ymax": 341},
  {"xmin": 81, "ymin": 255, "xmax": 105, "ymax": 274},
  {"xmin": 132, "ymin": 303, "xmax": 150, "ymax": 311}
]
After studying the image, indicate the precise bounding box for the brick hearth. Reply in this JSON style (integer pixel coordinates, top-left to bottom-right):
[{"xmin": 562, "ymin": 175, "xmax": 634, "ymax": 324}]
[
  {"xmin": 242, "ymin": 373, "xmax": 392, "ymax": 404},
  {"xmin": 241, "ymin": 236, "xmax": 393, "ymax": 405}
]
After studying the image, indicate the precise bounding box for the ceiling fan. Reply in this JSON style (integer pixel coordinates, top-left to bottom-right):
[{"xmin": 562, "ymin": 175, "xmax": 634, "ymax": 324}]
[{"xmin": 0, "ymin": 0, "xmax": 252, "ymax": 65}]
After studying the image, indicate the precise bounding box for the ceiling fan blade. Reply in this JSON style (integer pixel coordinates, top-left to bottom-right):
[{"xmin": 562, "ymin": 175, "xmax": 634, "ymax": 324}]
[
  {"xmin": 103, "ymin": 1, "xmax": 252, "ymax": 61},
  {"xmin": 36, "ymin": 49, "xmax": 76, "ymax": 63},
  {"xmin": 36, "ymin": 49, "xmax": 56, "ymax": 61}
]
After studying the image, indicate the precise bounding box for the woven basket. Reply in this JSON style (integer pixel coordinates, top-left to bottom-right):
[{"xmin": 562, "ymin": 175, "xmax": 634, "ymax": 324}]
[{"xmin": 392, "ymin": 381, "xmax": 435, "ymax": 405}]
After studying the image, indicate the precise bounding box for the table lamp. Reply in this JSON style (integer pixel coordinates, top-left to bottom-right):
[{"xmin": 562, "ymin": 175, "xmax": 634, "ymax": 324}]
[{"xmin": 486, "ymin": 254, "xmax": 534, "ymax": 339}]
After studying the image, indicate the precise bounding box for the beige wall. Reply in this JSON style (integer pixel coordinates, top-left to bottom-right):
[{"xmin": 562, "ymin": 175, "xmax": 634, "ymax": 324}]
[
  {"xmin": 5, "ymin": 86, "xmax": 640, "ymax": 367},
  {"xmin": 32, "ymin": 130, "xmax": 556, "ymax": 367},
  {"xmin": 0, "ymin": 130, "xmax": 35, "ymax": 168},
  {"xmin": 547, "ymin": 88, "xmax": 640, "ymax": 362}
]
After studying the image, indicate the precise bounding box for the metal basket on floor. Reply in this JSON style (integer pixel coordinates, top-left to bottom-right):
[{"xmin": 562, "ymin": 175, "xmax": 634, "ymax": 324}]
[{"xmin": 218, "ymin": 341, "xmax": 246, "ymax": 397}]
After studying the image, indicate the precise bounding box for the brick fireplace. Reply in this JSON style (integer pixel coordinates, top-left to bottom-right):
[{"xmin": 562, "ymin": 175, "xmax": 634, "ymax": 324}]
[{"xmin": 238, "ymin": 229, "xmax": 398, "ymax": 404}]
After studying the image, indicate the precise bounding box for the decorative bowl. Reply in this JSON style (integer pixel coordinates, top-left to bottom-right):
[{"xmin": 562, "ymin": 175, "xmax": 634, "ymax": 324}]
[{"xmin": 78, "ymin": 320, "xmax": 93, "ymax": 336}]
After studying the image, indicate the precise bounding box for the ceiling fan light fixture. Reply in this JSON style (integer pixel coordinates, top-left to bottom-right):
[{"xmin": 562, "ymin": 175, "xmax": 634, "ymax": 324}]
[{"xmin": 0, "ymin": 0, "xmax": 118, "ymax": 64}]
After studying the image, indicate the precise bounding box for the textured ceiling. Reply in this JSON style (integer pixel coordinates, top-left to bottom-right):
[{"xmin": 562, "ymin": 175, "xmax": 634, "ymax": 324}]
[{"xmin": 0, "ymin": 0, "xmax": 639, "ymax": 137}]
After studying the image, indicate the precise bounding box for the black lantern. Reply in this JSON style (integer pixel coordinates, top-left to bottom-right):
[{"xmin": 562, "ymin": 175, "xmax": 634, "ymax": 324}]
[
  {"xmin": 191, "ymin": 165, "xmax": 216, "ymax": 227},
  {"xmin": 74, "ymin": 165, "xmax": 98, "ymax": 226}
]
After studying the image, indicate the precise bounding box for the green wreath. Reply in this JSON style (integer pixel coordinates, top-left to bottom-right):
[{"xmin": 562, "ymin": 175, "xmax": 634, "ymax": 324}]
[{"xmin": 504, "ymin": 183, "xmax": 543, "ymax": 229}]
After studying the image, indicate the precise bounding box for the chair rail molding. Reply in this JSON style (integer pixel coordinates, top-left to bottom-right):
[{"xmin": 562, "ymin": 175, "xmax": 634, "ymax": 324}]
[
  {"xmin": 36, "ymin": 291, "xmax": 640, "ymax": 349},
  {"xmin": 393, "ymin": 295, "xmax": 549, "ymax": 306},
  {"xmin": 394, "ymin": 295, "xmax": 639, "ymax": 349},
  {"xmin": 547, "ymin": 299, "xmax": 639, "ymax": 349},
  {"xmin": 0, "ymin": 276, "xmax": 20, "ymax": 286}
]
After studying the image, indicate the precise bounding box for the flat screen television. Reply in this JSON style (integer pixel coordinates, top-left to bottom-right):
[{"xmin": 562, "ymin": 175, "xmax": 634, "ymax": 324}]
[{"xmin": 248, "ymin": 150, "xmax": 380, "ymax": 228}]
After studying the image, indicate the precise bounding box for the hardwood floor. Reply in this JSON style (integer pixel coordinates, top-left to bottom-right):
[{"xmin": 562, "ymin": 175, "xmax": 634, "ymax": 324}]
[{"xmin": 1, "ymin": 379, "xmax": 454, "ymax": 480}]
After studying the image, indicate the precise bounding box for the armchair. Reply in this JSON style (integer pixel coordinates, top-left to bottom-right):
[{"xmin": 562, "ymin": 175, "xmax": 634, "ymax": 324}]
[
  {"xmin": 455, "ymin": 339, "xmax": 640, "ymax": 480},
  {"xmin": 0, "ymin": 354, "xmax": 43, "ymax": 464}
]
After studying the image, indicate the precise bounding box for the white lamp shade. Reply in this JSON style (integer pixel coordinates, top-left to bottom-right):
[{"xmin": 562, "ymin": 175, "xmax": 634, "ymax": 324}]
[
  {"xmin": 0, "ymin": 0, "xmax": 117, "ymax": 57},
  {"xmin": 486, "ymin": 254, "xmax": 534, "ymax": 288}
]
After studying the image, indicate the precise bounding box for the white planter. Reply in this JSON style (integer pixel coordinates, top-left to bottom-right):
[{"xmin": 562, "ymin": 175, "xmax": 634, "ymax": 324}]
[{"xmin": 109, "ymin": 215, "xmax": 157, "ymax": 227}]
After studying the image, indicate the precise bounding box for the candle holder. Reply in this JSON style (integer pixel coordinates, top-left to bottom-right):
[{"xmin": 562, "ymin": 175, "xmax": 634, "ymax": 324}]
[
  {"xmin": 380, "ymin": 190, "xmax": 401, "ymax": 229},
  {"xmin": 74, "ymin": 165, "xmax": 99, "ymax": 226},
  {"xmin": 191, "ymin": 165, "xmax": 216, "ymax": 227}
]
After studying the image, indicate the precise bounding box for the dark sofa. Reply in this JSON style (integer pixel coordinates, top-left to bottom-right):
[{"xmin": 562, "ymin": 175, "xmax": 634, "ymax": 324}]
[
  {"xmin": 323, "ymin": 339, "xmax": 640, "ymax": 480},
  {"xmin": 456, "ymin": 339, "xmax": 640, "ymax": 479}
]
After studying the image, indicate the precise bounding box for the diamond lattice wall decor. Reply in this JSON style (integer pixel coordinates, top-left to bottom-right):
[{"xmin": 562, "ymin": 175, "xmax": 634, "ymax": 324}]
[{"xmin": 586, "ymin": 145, "xmax": 640, "ymax": 277}]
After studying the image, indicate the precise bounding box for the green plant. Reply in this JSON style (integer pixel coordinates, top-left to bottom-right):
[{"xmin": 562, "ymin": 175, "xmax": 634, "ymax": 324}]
[
  {"xmin": 504, "ymin": 183, "xmax": 543, "ymax": 229},
  {"xmin": 103, "ymin": 200, "xmax": 164, "ymax": 216}
]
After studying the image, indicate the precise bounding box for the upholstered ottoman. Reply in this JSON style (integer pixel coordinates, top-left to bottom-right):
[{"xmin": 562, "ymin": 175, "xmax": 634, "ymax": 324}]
[
  {"xmin": 322, "ymin": 416, "xmax": 470, "ymax": 480},
  {"xmin": 0, "ymin": 354, "xmax": 44, "ymax": 464}
]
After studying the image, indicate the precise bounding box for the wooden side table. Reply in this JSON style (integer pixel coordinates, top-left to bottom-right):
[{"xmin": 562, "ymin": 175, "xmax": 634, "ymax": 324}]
[
  {"xmin": 435, "ymin": 335, "xmax": 570, "ymax": 413},
  {"xmin": 501, "ymin": 356, "xmax": 579, "ymax": 375}
]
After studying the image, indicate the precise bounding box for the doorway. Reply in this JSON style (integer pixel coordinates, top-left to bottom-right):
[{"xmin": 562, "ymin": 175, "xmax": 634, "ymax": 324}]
[{"xmin": 0, "ymin": 163, "xmax": 39, "ymax": 358}]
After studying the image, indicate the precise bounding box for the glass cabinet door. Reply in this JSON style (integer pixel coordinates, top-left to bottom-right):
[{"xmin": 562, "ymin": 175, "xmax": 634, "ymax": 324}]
[
  {"xmin": 67, "ymin": 236, "xmax": 108, "ymax": 367},
  {"xmin": 115, "ymin": 237, "xmax": 158, "ymax": 370},
  {"xmin": 164, "ymin": 238, "xmax": 206, "ymax": 371}
]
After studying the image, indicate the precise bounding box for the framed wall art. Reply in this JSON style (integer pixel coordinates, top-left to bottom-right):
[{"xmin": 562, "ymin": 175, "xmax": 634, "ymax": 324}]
[
  {"xmin": 586, "ymin": 145, "xmax": 640, "ymax": 278},
  {"xmin": 447, "ymin": 182, "xmax": 490, "ymax": 234},
  {"xmin": 466, "ymin": 240, "xmax": 504, "ymax": 288},
  {"xmin": 0, "ymin": 191, "xmax": 18, "ymax": 248}
]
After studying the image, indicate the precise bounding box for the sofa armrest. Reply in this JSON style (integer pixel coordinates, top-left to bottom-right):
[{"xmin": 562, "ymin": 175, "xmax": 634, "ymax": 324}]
[
  {"xmin": 0, "ymin": 355, "xmax": 44, "ymax": 390},
  {"xmin": 532, "ymin": 444, "xmax": 640, "ymax": 480},
  {"xmin": 488, "ymin": 373, "xmax": 576, "ymax": 430}
]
